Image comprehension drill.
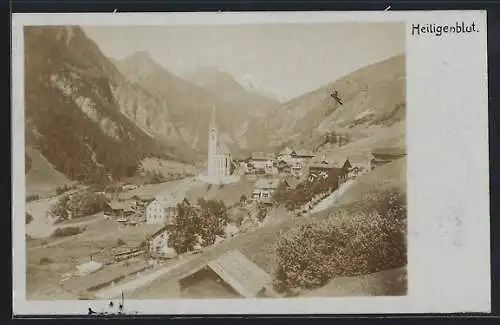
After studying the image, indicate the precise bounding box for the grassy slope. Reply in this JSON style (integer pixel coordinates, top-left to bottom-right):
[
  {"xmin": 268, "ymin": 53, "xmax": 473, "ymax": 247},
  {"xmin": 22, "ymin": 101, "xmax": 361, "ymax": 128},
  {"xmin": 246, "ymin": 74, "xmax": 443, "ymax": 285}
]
[
  {"xmin": 185, "ymin": 177, "xmax": 255, "ymax": 207},
  {"xmin": 246, "ymin": 54, "xmax": 405, "ymax": 149},
  {"xmin": 25, "ymin": 147, "xmax": 72, "ymax": 197},
  {"xmin": 240, "ymin": 157, "xmax": 406, "ymax": 280},
  {"xmin": 303, "ymin": 266, "xmax": 407, "ymax": 297},
  {"xmin": 336, "ymin": 157, "xmax": 406, "ymax": 206}
]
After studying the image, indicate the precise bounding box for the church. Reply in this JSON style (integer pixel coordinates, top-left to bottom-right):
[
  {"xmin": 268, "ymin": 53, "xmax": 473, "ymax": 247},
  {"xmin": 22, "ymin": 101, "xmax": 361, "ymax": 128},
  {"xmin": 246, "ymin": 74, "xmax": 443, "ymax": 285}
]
[{"xmin": 197, "ymin": 107, "xmax": 240, "ymax": 185}]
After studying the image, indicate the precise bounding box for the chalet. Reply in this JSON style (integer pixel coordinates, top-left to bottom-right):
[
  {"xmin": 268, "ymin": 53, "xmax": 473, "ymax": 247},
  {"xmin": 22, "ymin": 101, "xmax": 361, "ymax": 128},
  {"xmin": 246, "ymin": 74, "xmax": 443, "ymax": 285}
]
[
  {"xmin": 104, "ymin": 200, "xmax": 135, "ymax": 219},
  {"xmin": 370, "ymin": 147, "xmax": 406, "ymax": 169},
  {"xmin": 290, "ymin": 161, "xmax": 306, "ymax": 178},
  {"xmin": 308, "ymin": 158, "xmax": 352, "ymax": 186},
  {"xmin": 250, "ymin": 152, "xmax": 275, "ymax": 171},
  {"xmin": 146, "ymin": 193, "xmax": 191, "ymax": 225},
  {"xmin": 252, "ymin": 178, "xmax": 280, "ymax": 204},
  {"xmin": 291, "ymin": 149, "xmax": 315, "ymax": 161},
  {"xmin": 277, "ymin": 146, "xmax": 296, "ymax": 163},
  {"xmin": 148, "ymin": 225, "xmax": 177, "ymax": 259}
]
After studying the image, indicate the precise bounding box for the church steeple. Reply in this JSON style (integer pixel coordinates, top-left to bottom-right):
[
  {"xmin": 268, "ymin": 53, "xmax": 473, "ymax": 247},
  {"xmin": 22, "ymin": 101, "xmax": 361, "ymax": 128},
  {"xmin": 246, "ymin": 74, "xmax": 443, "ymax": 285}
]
[{"xmin": 210, "ymin": 105, "xmax": 217, "ymax": 129}]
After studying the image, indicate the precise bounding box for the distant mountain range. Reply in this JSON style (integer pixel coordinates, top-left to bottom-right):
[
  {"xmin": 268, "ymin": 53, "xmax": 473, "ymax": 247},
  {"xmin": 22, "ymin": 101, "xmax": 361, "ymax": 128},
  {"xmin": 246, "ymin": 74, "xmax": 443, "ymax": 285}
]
[{"xmin": 24, "ymin": 25, "xmax": 405, "ymax": 187}]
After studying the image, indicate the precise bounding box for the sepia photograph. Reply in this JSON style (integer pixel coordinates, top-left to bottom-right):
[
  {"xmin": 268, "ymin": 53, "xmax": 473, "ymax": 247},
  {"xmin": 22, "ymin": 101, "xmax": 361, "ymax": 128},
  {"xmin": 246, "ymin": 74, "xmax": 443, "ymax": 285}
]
[
  {"xmin": 13, "ymin": 10, "xmax": 490, "ymax": 315},
  {"xmin": 23, "ymin": 22, "xmax": 407, "ymax": 302}
]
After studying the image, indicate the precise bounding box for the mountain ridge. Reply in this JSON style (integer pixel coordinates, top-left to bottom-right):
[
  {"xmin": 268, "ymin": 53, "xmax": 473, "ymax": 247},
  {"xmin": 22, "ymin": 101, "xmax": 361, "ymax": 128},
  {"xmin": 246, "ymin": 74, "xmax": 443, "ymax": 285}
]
[{"xmin": 24, "ymin": 26, "xmax": 197, "ymax": 184}]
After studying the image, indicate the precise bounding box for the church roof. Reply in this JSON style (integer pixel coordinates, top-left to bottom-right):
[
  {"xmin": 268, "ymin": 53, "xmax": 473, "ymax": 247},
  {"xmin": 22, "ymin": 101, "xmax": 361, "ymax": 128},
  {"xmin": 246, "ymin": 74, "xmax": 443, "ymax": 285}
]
[{"xmin": 217, "ymin": 141, "xmax": 231, "ymax": 155}]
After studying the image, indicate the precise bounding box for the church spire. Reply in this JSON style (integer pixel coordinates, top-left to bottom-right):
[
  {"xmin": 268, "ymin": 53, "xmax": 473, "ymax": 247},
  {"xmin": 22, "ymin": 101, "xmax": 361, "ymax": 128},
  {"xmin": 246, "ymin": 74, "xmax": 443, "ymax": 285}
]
[{"xmin": 210, "ymin": 105, "xmax": 217, "ymax": 129}]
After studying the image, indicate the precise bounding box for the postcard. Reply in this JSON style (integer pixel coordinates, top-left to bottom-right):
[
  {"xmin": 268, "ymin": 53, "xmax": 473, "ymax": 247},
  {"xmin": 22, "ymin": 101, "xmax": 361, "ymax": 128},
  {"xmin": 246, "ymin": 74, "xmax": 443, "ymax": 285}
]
[{"xmin": 12, "ymin": 10, "xmax": 489, "ymax": 315}]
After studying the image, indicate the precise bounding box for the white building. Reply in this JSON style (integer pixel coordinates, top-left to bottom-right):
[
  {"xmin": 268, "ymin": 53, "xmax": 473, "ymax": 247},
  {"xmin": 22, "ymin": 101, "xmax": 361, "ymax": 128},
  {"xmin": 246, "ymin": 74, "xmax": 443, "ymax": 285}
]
[
  {"xmin": 252, "ymin": 178, "xmax": 280, "ymax": 204},
  {"xmin": 198, "ymin": 106, "xmax": 240, "ymax": 185},
  {"xmin": 250, "ymin": 152, "xmax": 275, "ymax": 172}
]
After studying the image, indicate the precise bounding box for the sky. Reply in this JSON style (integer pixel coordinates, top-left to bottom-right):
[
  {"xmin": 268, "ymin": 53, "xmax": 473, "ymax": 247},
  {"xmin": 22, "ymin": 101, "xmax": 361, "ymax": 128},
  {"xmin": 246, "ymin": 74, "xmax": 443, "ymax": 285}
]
[{"xmin": 83, "ymin": 23, "xmax": 405, "ymax": 101}]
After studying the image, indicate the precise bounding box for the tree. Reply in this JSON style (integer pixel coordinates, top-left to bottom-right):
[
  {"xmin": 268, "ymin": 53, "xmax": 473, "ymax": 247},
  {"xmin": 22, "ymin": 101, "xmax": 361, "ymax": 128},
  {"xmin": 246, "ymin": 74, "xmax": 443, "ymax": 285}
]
[
  {"xmin": 168, "ymin": 204, "xmax": 198, "ymax": 254},
  {"xmin": 197, "ymin": 198, "xmax": 229, "ymax": 246}
]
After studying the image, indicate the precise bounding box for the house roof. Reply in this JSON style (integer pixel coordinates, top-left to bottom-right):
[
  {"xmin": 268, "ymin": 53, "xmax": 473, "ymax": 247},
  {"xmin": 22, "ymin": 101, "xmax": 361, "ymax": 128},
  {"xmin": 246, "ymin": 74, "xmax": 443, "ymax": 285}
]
[
  {"xmin": 207, "ymin": 250, "xmax": 272, "ymax": 298},
  {"xmin": 372, "ymin": 147, "xmax": 406, "ymax": 157},
  {"xmin": 293, "ymin": 149, "xmax": 314, "ymax": 157},
  {"xmin": 309, "ymin": 161, "xmax": 342, "ymax": 170},
  {"xmin": 310, "ymin": 156, "xmax": 351, "ymax": 169},
  {"xmin": 251, "ymin": 152, "xmax": 275, "ymax": 161},
  {"xmin": 254, "ymin": 178, "xmax": 280, "ymax": 189},
  {"xmin": 154, "ymin": 192, "xmax": 189, "ymax": 209},
  {"xmin": 149, "ymin": 225, "xmax": 175, "ymax": 239},
  {"xmin": 278, "ymin": 147, "xmax": 295, "ymax": 156},
  {"xmin": 107, "ymin": 200, "xmax": 134, "ymax": 211}
]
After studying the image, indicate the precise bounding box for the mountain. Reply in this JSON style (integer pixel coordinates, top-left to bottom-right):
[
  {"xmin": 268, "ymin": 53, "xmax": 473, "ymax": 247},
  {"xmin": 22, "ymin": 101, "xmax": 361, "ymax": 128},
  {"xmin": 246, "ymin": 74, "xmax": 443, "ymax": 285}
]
[
  {"xmin": 244, "ymin": 54, "xmax": 406, "ymax": 151},
  {"xmin": 113, "ymin": 53, "xmax": 265, "ymax": 153},
  {"xmin": 24, "ymin": 26, "xmax": 196, "ymax": 184},
  {"xmin": 25, "ymin": 146, "xmax": 72, "ymax": 196},
  {"xmin": 182, "ymin": 66, "xmax": 280, "ymax": 117}
]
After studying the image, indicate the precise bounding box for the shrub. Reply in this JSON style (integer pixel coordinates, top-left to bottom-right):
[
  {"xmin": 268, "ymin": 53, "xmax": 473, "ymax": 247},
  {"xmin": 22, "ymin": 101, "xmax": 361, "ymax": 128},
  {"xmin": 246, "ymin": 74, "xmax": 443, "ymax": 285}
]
[
  {"xmin": 50, "ymin": 191, "xmax": 108, "ymax": 222},
  {"xmin": 145, "ymin": 171, "xmax": 167, "ymax": 184},
  {"xmin": 273, "ymin": 188, "xmax": 407, "ymax": 292},
  {"xmin": 51, "ymin": 226, "xmax": 83, "ymax": 238},
  {"xmin": 26, "ymin": 194, "xmax": 40, "ymax": 202},
  {"xmin": 39, "ymin": 257, "xmax": 53, "ymax": 265},
  {"xmin": 117, "ymin": 238, "xmax": 126, "ymax": 246}
]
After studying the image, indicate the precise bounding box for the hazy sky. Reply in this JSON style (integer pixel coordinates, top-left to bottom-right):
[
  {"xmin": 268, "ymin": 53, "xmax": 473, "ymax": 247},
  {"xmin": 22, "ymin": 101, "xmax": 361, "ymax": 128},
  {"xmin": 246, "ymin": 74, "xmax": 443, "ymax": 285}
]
[{"xmin": 83, "ymin": 23, "xmax": 405, "ymax": 101}]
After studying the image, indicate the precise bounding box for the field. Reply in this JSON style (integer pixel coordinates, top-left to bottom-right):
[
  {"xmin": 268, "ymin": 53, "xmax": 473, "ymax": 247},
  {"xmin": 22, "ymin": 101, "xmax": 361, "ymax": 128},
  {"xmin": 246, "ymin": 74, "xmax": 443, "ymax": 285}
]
[
  {"xmin": 185, "ymin": 176, "xmax": 255, "ymax": 206},
  {"xmin": 118, "ymin": 178, "xmax": 195, "ymax": 200},
  {"xmin": 319, "ymin": 121, "xmax": 406, "ymax": 166},
  {"xmin": 26, "ymin": 218, "xmax": 164, "ymax": 300}
]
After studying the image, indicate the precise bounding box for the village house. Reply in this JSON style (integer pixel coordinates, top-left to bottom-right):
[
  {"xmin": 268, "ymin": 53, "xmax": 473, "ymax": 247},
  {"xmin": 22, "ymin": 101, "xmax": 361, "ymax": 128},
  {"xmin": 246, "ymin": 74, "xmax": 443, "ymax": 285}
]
[
  {"xmin": 290, "ymin": 149, "xmax": 315, "ymax": 164},
  {"xmin": 250, "ymin": 152, "xmax": 275, "ymax": 173},
  {"xmin": 146, "ymin": 192, "xmax": 191, "ymax": 225},
  {"xmin": 148, "ymin": 225, "xmax": 177, "ymax": 259},
  {"xmin": 103, "ymin": 200, "xmax": 135, "ymax": 219},
  {"xmin": 370, "ymin": 147, "xmax": 406, "ymax": 170},
  {"xmin": 290, "ymin": 161, "xmax": 306, "ymax": 178},
  {"xmin": 308, "ymin": 157, "xmax": 352, "ymax": 187},
  {"xmin": 175, "ymin": 250, "xmax": 274, "ymax": 299},
  {"xmin": 277, "ymin": 146, "xmax": 295, "ymax": 163},
  {"xmin": 252, "ymin": 178, "xmax": 280, "ymax": 204}
]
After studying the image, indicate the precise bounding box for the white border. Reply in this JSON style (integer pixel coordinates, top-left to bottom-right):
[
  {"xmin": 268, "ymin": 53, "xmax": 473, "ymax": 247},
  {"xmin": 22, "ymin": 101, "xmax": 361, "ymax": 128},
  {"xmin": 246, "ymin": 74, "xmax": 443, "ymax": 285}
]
[{"xmin": 12, "ymin": 11, "xmax": 490, "ymax": 315}]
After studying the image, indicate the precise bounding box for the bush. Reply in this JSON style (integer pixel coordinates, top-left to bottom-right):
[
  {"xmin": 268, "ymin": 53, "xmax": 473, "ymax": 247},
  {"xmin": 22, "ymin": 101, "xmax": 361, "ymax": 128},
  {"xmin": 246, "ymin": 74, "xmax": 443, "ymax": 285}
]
[
  {"xmin": 50, "ymin": 191, "xmax": 108, "ymax": 222},
  {"xmin": 117, "ymin": 238, "xmax": 126, "ymax": 246},
  {"xmin": 51, "ymin": 226, "xmax": 83, "ymax": 238},
  {"xmin": 26, "ymin": 194, "xmax": 40, "ymax": 202},
  {"xmin": 144, "ymin": 171, "xmax": 167, "ymax": 184},
  {"xmin": 273, "ymin": 188, "xmax": 407, "ymax": 292},
  {"xmin": 39, "ymin": 257, "xmax": 53, "ymax": 265}
]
